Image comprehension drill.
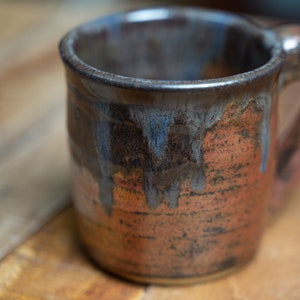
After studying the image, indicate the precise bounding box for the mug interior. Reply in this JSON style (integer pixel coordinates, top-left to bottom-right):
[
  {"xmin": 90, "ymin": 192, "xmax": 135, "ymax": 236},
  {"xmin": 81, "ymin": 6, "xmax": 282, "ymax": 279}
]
[{"xmin": 71, "ymin": 9, "xmax": 273, "ymax": 81}]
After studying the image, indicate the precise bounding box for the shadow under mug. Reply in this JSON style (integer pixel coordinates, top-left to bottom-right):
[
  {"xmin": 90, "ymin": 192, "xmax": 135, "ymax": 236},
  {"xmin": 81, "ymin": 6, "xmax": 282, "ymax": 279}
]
[{"xmin": 59, "ymin": 7, "xmax": 300, "ymax": 284}]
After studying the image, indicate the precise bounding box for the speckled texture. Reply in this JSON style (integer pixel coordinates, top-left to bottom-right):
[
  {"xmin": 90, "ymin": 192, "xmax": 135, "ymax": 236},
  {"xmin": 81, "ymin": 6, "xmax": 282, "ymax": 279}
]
[
  {"xmin": 70, "ymin": 96, "xmax": 278, "ymax": 280},
  {"xmin": 59, "ymin": 7, "xmax": 300, "ymax": 283}
]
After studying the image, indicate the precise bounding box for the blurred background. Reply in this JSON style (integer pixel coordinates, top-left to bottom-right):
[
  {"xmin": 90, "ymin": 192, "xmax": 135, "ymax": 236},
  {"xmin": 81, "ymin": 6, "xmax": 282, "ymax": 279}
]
[
  {"xmin": 197, "ymin": 0, "xmax": 300, "ymax": 20},
  {"xmin": 1, "ymin": 0, "xmax": 300, "ymax": 20}
]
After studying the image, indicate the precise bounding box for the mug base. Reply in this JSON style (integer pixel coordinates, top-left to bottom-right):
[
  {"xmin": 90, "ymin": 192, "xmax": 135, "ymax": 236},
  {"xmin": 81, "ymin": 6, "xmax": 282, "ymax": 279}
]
[{"xmin": 96, "ymin": 258, "xmax": 253, "ymax": 286}]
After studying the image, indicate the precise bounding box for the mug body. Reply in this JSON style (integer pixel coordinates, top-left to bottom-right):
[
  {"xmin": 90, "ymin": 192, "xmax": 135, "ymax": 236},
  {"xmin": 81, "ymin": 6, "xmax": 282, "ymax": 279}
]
[{"xmin": 60, "ymin": 7, "xmax": 284, "ymax": 283}]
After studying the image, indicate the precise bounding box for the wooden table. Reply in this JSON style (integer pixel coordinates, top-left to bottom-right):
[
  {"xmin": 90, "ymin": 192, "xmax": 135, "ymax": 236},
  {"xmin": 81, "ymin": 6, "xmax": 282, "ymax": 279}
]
[{"xmin": 1, "ymin": 2, "xmax": 300, "ymax": 299}]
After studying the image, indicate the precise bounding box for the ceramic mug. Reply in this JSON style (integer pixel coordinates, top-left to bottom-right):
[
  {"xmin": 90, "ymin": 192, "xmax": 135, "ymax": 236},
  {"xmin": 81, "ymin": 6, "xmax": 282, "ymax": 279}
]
[{"xmin": 59, "ymin": 7, "xmax": 300, "ymax": 284}]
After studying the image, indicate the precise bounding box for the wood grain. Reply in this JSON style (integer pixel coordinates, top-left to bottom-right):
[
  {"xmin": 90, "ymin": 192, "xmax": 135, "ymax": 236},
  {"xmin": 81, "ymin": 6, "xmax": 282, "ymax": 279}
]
[{"xmin": 0, "ymin": 2, "xmax": 71, "ymax": 260}]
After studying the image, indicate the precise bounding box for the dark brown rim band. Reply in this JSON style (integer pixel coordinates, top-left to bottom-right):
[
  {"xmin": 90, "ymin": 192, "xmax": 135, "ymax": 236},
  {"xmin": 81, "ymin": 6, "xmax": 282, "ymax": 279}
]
[{"xmin": 59, "ymin": 6, "xmax": 285, "ymax": 91}]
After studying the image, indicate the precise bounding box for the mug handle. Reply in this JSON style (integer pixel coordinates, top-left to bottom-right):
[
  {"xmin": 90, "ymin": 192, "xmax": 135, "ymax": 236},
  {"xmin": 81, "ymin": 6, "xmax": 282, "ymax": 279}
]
[{"xmin": 270, "ymin": 24, "xmax": 300, "ymax": 216}]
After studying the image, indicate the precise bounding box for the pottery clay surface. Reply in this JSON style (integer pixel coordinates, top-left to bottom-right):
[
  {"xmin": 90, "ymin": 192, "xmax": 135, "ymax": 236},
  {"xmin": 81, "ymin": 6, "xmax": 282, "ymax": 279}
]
[{"xmin": 60, "ymin": 7, "xmax": 300, "ymax": 283}]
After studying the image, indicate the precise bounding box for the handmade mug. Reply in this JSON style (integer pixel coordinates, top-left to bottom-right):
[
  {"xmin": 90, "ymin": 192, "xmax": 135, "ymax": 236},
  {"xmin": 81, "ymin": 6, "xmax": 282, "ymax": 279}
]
[{"xmin": 59, "ymin": 7, "xmax": 300, "ymax": 284}]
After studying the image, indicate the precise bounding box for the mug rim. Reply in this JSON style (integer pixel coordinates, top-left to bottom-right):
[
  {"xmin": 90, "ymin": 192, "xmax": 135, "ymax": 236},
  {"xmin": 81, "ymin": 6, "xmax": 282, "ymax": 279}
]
[{"xmin": 59, "ymin": 6, "xmax": 285, "ymax": 91}]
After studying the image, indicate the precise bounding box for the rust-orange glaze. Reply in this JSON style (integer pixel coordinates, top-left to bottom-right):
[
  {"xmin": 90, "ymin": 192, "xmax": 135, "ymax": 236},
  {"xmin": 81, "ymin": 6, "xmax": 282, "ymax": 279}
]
[{"xmin": 70, "ymin": 98, "xmax": 277, "ymax": 281}]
